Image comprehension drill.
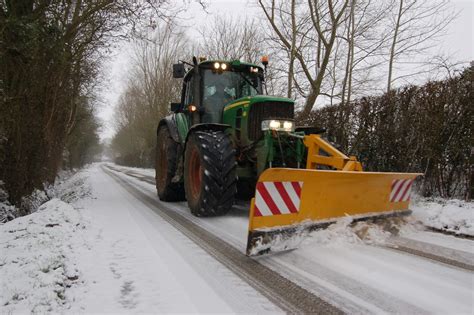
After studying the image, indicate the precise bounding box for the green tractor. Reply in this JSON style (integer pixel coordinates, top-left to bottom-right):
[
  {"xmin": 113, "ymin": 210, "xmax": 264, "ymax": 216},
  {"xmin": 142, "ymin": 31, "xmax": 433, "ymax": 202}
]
[
  {"xmin": 155, "ymin": 57, "xmax": 420, "ymax": 255},
  {"xmin": 155, "ymin": 57, "xmax": 306, "ymax": 216}
]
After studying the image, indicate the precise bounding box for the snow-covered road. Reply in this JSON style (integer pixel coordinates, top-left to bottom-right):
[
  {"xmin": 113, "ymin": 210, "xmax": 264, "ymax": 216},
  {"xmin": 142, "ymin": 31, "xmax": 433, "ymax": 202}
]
[
  {"xmin": 71, "ymin": 164, "xmax": 284, "ymax": 313},
  {"xmin": 106, "ymin": 163, "xmax": 473, "ymax": 314},
  {"xmin": 1, "ymin": 163, "xmax": 472, "ymax": 314}
]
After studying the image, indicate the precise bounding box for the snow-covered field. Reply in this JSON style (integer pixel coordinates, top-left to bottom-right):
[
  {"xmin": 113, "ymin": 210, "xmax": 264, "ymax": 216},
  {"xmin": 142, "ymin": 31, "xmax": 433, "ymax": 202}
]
[{"xmin": 1, "ymin": 162, "xmax": 473, "ymax": 314}]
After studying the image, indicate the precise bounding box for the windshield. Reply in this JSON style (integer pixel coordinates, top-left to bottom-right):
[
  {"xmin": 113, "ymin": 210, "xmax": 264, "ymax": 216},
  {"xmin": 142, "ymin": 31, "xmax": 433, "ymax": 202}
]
[{"xmin": 201, "ymin": 68, "xmax": 263, "ymax": 122}]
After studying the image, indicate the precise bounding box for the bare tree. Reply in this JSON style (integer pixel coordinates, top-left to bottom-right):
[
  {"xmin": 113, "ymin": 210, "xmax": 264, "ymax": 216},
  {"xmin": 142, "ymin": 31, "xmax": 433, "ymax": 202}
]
[
  {"xmin": 197, "ymin": 15, "xmax": 265, "ymax": 64},
  {"xmin": 112, "ymin": 25, "xmax": 189, "ymax": 166},
  {"xmin": 386, "ymin": 0, "xmax": 456, "ymax": 92},
  {"xmin": 0, "ymin": 0, "xmax": 191, "ymax": 208},
  {"xmin": 258, "ymin": 0, "xmax": 350, "ymax": 115},
  {"xmin": 196, "ymin": 14, "xmax": 285, "ymax": 95},
  {"xmin": 257, "ymin": 0, "xmax": 456, "ymax": 115},
  {"xmin": 287, "ymin": 0, "xmax": 297, "ymax": 98}
]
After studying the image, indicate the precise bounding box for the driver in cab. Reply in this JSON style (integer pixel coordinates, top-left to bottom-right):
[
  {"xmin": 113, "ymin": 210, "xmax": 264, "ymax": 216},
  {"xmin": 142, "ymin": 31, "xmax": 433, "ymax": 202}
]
[{"xmin": 203, "ymin": 79, "xmax": 234, "ymax": 123}]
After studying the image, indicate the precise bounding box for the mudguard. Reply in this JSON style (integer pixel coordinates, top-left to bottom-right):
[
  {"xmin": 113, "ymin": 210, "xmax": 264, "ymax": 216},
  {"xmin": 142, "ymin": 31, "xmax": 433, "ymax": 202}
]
[
  {"xmin": 158, "ymin": 115, "xmax": 181, "ymax": 143},
  {"xmin": 158, "ymin": 114, "xmax": 190, "ymax": 145},
  {"xmin": 185, "ymin": 123, "xmax": 231, "ymax": 142}
]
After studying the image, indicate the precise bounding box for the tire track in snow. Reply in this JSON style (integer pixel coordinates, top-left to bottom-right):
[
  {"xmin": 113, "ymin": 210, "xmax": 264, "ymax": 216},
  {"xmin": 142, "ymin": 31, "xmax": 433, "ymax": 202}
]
[
  {"xmin": 106, "ymin": 164, "xmax": 474, "ymax": 313},
  {"xmin": 384, "ymin": 237, "xmax": 474, "ymax": 271},
  {"xmin": 425, "ymin": 226, "xmax": 474, "ymax": 240},
  {"xmin": 111, "ymin": 165, "xmax": 474, "ymax": 272},
  {"xmin": 103, "ymin": 165, "xmax": 342, "ymax": 314}
]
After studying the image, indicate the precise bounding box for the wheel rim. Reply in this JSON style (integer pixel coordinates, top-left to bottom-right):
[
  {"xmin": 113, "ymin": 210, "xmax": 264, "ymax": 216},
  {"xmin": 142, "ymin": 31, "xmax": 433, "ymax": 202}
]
[
  {"xmin": 157, "ymin": 140, "xmax": 167, "ymax": 191},
  {"xmin": 188, "ymin": 148, "xmax": 202, "ymax": 201}
]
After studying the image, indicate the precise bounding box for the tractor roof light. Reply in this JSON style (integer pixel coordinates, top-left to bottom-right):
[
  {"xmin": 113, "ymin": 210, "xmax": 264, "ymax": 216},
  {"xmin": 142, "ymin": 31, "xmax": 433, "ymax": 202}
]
[{"xmin": 212, "ymin": 62, "xmax": 228, "ymax": 71}]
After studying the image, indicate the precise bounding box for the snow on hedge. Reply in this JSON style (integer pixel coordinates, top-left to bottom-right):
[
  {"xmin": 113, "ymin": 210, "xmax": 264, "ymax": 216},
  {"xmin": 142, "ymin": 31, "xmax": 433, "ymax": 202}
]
[{"xmin": 0, "ymin": 181, "xmax": 19, "ymax": 223}]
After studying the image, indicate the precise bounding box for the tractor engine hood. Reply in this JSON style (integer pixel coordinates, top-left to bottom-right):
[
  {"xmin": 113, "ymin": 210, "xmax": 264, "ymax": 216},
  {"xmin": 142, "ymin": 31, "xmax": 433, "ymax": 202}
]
[
  {"xmin": 223, "ymin": 95, "xmax": 295, "ymax": 142},
  {"xmin": 223, "ymin": 95, "xmax": 295, "ymax": 146}
]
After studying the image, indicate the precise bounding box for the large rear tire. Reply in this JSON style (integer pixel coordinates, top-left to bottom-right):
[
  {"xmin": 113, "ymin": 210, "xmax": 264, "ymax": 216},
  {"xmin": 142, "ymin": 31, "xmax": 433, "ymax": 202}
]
[
  {"xmin": 184, "ymin": 131, "xmax": 236, "ymax": 216},
  {"xmin": 155, "ymin": 126, "xmax": 185, "ymax": 201}
]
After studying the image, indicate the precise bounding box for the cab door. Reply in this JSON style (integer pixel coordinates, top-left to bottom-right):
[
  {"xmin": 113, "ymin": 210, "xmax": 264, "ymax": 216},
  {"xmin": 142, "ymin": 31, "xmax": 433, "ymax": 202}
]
[{"xmin": 182, "ymin": 71, "xmax": 200, "ymax": 126}]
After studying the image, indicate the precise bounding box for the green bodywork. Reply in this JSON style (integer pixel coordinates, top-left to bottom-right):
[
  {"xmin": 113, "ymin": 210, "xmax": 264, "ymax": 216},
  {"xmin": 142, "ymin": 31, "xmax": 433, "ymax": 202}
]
[
  {"xmin": 174, "ymin": 112, "xmax": 189, "ymax": 143},
  {"xmin": 220, "ymin": 95, "xmax": 305, "ymax": 177},
  {"xmin": 222, "ymin": 95, "xmax": 289, "ymax": 146},
  {"xmin": 162, "ymin": 59, "xmax": 307, "ymax": 183}
]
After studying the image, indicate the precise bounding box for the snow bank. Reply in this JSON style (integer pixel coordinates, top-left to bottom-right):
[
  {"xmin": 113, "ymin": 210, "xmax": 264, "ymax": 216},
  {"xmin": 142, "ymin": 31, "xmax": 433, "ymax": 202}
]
[
  {"xmin": 302, "ymin": 217, "xmax": 400, "ymax": 249},
  {"xmin": 47, "ymin": 168, "xmax": 91, "ymax": 203},
  {"xmin": 0, "ymin": 169, "xmax": 92, "ymax": 313},
  {"xmin": 0, "ymin": 198, "xmax": 88, "ymax": 313},
  {"xmin": 411, "ymin": 197, "xmax": 473, "ymax": 236},
  {"xmin": 0, "ymin": 167, "xmax": 91, "ymax": 224}
]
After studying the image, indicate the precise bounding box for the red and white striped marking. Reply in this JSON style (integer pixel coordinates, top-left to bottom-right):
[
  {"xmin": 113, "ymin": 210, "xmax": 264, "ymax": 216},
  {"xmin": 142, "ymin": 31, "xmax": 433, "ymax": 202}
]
[
  {"xmin": 254, "ymin": 181, "xmax": 303, "ymax": 217},
  {"xmin": 390, "ymin": 179, "xmax": 414, "ymax": 202}
]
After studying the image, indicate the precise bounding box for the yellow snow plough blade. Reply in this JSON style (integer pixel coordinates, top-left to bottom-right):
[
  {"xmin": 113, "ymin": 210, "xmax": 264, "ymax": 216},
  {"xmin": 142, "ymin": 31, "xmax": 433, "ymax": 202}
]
[{"xmin": 246, "ymin": 134, "xmax": 422, "ymax": 256}]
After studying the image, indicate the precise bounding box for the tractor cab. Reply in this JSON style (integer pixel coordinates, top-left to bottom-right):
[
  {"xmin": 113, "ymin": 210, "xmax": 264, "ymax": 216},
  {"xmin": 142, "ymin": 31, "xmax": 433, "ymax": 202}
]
[{"xmin": 173, "ymin": 59, "xmax": 265, "ymax": 124}]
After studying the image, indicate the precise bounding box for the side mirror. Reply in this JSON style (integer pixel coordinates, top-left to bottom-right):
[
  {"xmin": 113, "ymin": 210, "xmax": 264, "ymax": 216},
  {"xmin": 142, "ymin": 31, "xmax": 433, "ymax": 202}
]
[
  {"xmin": 173, "ymin": 64, "xmax": 185, "ymax": 78},
  {"xmin": 170, "ymin": 102, "xmax": 181, "ymax": 112}
]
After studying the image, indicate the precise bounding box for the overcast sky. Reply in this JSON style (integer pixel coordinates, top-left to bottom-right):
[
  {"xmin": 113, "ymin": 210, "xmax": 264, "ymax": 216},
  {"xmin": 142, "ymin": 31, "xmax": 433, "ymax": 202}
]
[{"xmin": 97, "ymin": 0, "xmax": 473, "ymax": 140}]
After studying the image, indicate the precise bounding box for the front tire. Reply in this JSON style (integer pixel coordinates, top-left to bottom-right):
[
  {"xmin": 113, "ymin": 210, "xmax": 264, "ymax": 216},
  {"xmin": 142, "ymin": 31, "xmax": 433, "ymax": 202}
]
[
  {"xmin": 155, "ymin": 126, "xmax": 185, "ymax": 201},
  {"xmin": 184, "ymin": 131, "xmax": 236, "ymax": 216}
]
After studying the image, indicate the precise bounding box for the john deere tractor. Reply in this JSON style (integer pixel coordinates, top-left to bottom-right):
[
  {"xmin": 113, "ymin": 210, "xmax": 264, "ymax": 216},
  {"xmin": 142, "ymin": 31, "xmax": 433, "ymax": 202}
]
[
  {"xmin": 156, "ymin": 57, "xmax": 303, "ymax": 216},
  {"xmin": 156, "ymin": 57, "xmax": 420, "ymax": 255}
]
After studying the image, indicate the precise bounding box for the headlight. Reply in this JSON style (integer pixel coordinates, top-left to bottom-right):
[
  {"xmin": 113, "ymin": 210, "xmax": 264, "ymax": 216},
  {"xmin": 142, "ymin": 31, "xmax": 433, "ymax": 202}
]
[
  {"xmin": 269, "ymin": 120, "xmax": 280, "ymax": 129},
  {"xmin": 261, "ymin": 120, "xmax": 294, "ymax": 132},
  {"xmin": 221, "ymin": 63, "xmax": 227, "ymax": 70},
  {"xmin": 213, "ymin": 62, "xmax": 220, "ymax": 69},
  {"xmin": 283, "ymin": 121, "xmax": 293, "ymax": 131},
  {"xmin": 261, "ymin": 120, "xmax": 279, "ymax": 130}
]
